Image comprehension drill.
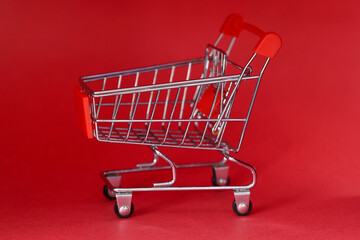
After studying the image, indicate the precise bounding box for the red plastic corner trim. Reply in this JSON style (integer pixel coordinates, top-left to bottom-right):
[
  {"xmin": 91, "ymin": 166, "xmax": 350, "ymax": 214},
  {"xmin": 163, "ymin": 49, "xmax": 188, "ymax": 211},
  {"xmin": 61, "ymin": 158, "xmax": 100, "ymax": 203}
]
[
  {"xmin": 74, "ymin": 86, "xmax": 94, "ymax": 139},
  {"xmin": 220, "ymin": 14, "xmax": 244, "ymax": 37},
  {"xmin": 254, "ymin": 32, "xmax": 282, "ymax": 59},
  {"xmin": 196, "ymin": 85, "xmax": 223, "ymax": 118}
]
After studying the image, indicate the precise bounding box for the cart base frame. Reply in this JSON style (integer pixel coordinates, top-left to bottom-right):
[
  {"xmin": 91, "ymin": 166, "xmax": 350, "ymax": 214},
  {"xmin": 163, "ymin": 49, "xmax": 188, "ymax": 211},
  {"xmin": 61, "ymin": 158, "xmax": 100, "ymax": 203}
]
[{"xmin": 101, "ymin": 146, "xmax": 256, "ymax": 217}]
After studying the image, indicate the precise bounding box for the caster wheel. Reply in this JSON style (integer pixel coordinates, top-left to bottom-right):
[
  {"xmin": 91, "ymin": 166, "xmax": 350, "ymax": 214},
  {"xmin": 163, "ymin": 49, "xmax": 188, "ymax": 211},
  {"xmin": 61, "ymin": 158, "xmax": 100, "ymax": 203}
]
[
  {"xmin": 211, "ymin": 167, "xmax": 230, "ymax": 186},
  {"xmin": 211, "ymin": 168, "xmax": 230, "ymax": 186},
  {"xmin": 212, "ymin": 175, "xmax": 230, "ymax": 186},
  {"xmin": 103, "ymin": 185, "xmax": 116, "ymax": 200},
  {"xmin": 232, "ymin": 200, "xmax": 252, "ymax": 216},
  {"xmin": 114, "ymin": 202, "xmax": 134, "ymax": 218}
]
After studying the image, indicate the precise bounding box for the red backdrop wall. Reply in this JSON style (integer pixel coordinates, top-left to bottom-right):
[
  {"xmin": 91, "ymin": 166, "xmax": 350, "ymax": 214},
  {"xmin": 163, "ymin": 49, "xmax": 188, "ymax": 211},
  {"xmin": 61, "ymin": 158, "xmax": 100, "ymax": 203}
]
[{"xmin": 1, "ymin": 0, "xmax": 359, "ymax": 239}]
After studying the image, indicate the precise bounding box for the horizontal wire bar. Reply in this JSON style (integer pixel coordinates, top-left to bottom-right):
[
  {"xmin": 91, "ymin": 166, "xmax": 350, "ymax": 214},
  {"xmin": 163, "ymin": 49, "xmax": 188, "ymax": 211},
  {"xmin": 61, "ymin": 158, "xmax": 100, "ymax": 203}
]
[
  {"xmin": 92, "ymin": 75, "xmax": 259, "ymax": 97},
  {"xmin": 111, "ymin": 186, "xmax": 249, "ymax": 192},
  {"xmin": 95, "ymin": 138, "xmax": 234, "ymax": 151},
  {"xmin": 81, "ymin": 58, "xmax": 205, "ymax": 81},
  {"xmin": 95, "ymin": 118, "xmax": 246, "ymax": 123}
]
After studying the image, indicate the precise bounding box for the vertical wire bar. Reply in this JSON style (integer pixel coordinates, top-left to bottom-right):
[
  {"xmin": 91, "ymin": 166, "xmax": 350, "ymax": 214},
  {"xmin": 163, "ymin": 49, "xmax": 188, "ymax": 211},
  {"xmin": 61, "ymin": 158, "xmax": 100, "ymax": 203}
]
[
  {"xmin": 220, "ymin": 81, "xmax": 224, "ymax": 116},
  {"xmin": 125, "ymin": 92, "xmax": 141, "ymax": 140},
  {"xmin": 107, "ymin": 75, "xmax": 123, "ymax": 139},
  {"xmin": 92, "ymin": 97, "xmax": 99, "ymax": 139},
  {"xmin": 226, "ymin": 36, "xmax": 237, "ymax": 56},
  {"xmin": 162, "ymin": 66, "xmax": 175, "ymax": 126},
  {"xmin": 216, "ymin": 51, "xmax": 220, "ymax": 76},
  {"xmin": 209, "ymin": 49, "xmax": 216, "ymax": 78},
  {"xmin": 129, "ymin": 72, "xmax": 139, "ymax": 118},
  {"xmin": 178, "ymin": 63, "xmax": 192, "ymax": 127},
  {"xmin": 143, "ymin": 90, "xmax": 160, "ymax": 143},
  {"xmin": 179, "ymin": 86, "xmax": 203, "ymax": 146},
  {"xmin": 215, "ymin": 94, "xmax": 236, "ymax": 145},
  {"xmin": 162, "ymin": 87, "xmax": 181, "ymax": 144},
  {"xmin": 225, "ymin": 82, "xmax": 233, "ymax": 99},
  {"xmin": 96, "ymin": 77, "xmax": 107, "ymax": 118},
  {"xmin": 209, "ymin": 33, "xmax": 224, "ymax": 58},
  {"xmin": 192, "ymin": 47, "xmax": 209, "ymax": 108},
  {"xmin": 146, "ymin": 69, "xmax": 158, "ymax": 120},
  {"xmin": 213, "ymin": 33, "xmax": 223, "ymax": 47},
  {"xmin": 217, "ymin": 78, "xmax": 233, "ymax": 139},
  {"xmin": 216, "ymin": 79, "xmax": 241, "ymax": 146},
  {"xmin": 201, "ymin": 47, "xmax": 210, "ymax": 79},
  {"xmin": 198, "ymin": 84, "xmax": 221, "ymax": 146},
  {"xmin": 221, "ymin": 52, "xmax": 226, "ymax": 76}
]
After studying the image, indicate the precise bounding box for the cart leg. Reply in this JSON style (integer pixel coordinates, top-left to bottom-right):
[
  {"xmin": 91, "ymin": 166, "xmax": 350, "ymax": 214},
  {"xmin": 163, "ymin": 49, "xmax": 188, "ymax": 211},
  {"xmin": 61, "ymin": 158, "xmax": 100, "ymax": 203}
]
[
  {"xmin": 227, "ymin": 155, "xmax": 257, "ymax": 189},
  {"xmin": 233, "ymin": 190, "xmax": 252, "ymax": 216},
  {"xmin": 152, "ymin": 147, "xmax": 177, "ymax": 187},
  {"xmin": 136, "ymin": 151, "xmax": 159, "ymax": 168},
  {"xmin": 212, "ymin": 165, "xmax": 229, "ymax": 186},
  {"xmin": 114, "ymin": 192, "xmax": 134, "ymax": 218}
]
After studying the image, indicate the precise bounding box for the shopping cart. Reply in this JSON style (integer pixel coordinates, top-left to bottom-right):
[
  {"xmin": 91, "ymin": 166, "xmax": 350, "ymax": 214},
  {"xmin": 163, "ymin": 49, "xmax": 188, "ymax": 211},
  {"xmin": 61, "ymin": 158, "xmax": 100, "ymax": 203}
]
[{"xmin": 75, "ymin": 14, "xmax": 281, "ymax": 218}]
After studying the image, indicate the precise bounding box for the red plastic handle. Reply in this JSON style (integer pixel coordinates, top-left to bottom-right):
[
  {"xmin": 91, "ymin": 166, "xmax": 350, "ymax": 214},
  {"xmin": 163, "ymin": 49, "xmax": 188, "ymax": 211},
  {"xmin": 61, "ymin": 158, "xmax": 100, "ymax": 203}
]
[
  {"xmin": 220, "ymin": 14, "xmax": 244, "ymax": 37},
  {"xmin": 74, "ymin": 87, "xmax": 93, "ymax": 139},
  {"xmin": 220, "ymin": 14, "xmax": 281, "ymax": 58},
  {"xmin": 254, "ymin": 32, "xmax": 282, "ymax": 59},
  {"xmin": 220, "ymin": 14, "xmax": 265, "ymax": 38}
]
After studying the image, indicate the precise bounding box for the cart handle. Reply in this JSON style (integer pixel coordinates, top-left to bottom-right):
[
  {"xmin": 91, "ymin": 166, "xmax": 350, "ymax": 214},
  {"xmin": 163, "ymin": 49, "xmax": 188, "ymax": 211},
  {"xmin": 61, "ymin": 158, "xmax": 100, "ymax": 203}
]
[{"xmin": 220, "ymin": 14, "xmax": 281, "ymax": 58}]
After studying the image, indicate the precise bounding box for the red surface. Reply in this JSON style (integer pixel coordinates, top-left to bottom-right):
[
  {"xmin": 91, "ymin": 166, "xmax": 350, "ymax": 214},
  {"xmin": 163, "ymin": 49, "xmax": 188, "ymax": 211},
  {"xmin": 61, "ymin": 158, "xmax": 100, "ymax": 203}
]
[{"xmin": 1, "ymin": 0, "xmax": 360, "ymax": 239}]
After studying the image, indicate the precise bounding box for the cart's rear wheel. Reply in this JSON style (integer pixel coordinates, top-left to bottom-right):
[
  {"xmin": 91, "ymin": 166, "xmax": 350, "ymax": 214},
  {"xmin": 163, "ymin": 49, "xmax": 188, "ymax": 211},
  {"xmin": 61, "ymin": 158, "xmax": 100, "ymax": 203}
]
[
  {"xmin": 212, "ymin": 175, "xmax": 230, "ymax": 186},
  {"xmin": 114, "ymin": 202, "xmax": 134, "ymax": 218},
  {"xmin": 211, "ymin": 167, "xmax": 230, "ymax": 186},
  {"xmin": 103, "ymin": 185, "xmax": 116, "ymax": 200},
  {"xmin": 232, "ymin": 200, "xmax": 252, "ymax": 216}
]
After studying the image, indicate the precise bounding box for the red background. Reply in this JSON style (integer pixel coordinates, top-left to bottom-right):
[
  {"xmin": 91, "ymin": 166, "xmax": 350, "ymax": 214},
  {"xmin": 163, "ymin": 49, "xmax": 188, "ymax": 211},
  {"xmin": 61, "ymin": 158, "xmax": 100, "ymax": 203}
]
[{"xmin": 1, "ymin": 0, "xmax": 360, "ymax": 239}]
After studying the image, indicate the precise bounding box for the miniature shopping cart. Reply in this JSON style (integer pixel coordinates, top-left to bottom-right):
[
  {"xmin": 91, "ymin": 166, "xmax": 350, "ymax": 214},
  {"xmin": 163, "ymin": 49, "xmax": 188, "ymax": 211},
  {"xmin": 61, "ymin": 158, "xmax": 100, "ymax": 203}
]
[{"xmin": 75, "ymin": 14, "xmax": 281, "ymax": 218}]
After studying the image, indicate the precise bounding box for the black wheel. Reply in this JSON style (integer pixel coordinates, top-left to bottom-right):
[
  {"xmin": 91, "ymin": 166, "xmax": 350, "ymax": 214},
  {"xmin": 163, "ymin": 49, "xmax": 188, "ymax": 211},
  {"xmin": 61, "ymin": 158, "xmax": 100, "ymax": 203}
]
[
  {"xmin": 232, "ymin": 200, "xmax": 252, "ymax": 216},
  {"xmin": 103, "ymin": 185, "xmax": 116, "ymax": 200},
  {"xmin": 114, "ymin": 202, "xmax": 134, "ymax": 218},
  {"xmin": 211, "ymin": 168, "xmax": 230, "ymax": 186}
]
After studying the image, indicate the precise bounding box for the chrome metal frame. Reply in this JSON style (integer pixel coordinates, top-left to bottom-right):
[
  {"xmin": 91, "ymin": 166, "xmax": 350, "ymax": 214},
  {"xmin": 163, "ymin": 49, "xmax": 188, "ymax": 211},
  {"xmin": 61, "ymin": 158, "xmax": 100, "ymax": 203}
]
[{"xmin": 79, "ymin": 29, "xmax": 272, "ymax": 217}]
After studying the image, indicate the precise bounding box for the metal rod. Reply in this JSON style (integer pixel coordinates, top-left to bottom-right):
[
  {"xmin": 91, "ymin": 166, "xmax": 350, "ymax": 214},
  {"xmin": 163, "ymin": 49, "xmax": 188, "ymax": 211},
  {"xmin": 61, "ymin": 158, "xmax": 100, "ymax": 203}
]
[
  {"xmin": 96, "ymin": 118, "xmax": 246, "ymax": 123},
  {"xmin": 162, "ymin": 66, "xmax": 175, "ymax": 124},
  {"xmin": 178, "ymin": 62, "xmax": 192, "ymax": 127},
  {"xmin": 146, "ymin": 69, "xmax": 158, "ymax": 120},
  {"xmin": 226, "ymin": 37, "xmax": 237, "ymax": 56},
  {"xmin": 213, "ymin": 33, "xmax": 223, "ymax": 47},
  {"xmin": 108, "ymin": 75, "xmax": 123, "ymax": 139},
  {"xmin": 125, "ymin": 92, "xmax": 141, "ymax": 140},
  {"xmin": 95, "ymin": 77, "xmax": 107, "ymax": 118},
  {"xmin": 162, "ymin": 87, "xmax": 181, "ymax": 144},
  {"xmin": 129, "ymin": 72, "xmax": 139, "ymax": 119},
  {"xmin": 198, "ymin": 83, "xmax": 221, "ymax": 146},
  {"xmin": 236, "ymin": 57, "xmax": 270, "ymax": 152},
  {"xmin": 81, "ymin": 58, "xmax": 204, "ymax": 81},
  {"xmin": 212, "ymin": 54, "xmax": 257, "ymax": 131},
  {"xmin": 92, "ymin": 75, "xmax": 259, "ymax": 97},
  {"xmin": 143, "ymin": 90, "xmax": 160, "ymax": 143},
  {"xmin": 152, "ymin": 147, "xmax": 177, "ymax": 187}
]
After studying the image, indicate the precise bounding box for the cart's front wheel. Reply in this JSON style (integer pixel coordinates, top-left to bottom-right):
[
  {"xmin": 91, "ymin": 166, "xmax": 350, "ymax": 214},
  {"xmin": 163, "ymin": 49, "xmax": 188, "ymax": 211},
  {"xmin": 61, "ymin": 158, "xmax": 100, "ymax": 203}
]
[
  {"xmin": 232, "ymin": 200, "xmax": 252, "ymax": 216},
  {"xmin": 103, "ymin": 185, "xmax": 116, "ymax": 200},
  {"xmin": 114, "ymin": 202, "xmax": 134, "ymax": 218}
]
